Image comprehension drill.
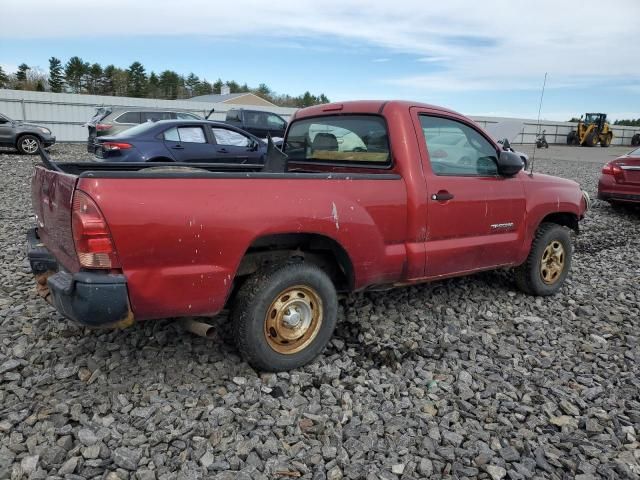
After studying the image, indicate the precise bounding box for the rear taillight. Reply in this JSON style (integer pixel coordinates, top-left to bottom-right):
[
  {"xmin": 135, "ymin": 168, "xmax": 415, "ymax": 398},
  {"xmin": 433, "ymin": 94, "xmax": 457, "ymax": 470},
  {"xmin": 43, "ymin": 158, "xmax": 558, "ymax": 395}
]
[
  {"xmin": 602, "ymin": 163, "xmax": 622, "ymax": 175},
  {"xmin": 101, "ymin": 142, "xmax": 132, "ymax": 151},
  {"xmin": 96, "ymin": 123, "xmax": 113, "ymax": 131},
  {"xmin": 72, "ymin": 190, "xmax": 120, "ymax": 269}
]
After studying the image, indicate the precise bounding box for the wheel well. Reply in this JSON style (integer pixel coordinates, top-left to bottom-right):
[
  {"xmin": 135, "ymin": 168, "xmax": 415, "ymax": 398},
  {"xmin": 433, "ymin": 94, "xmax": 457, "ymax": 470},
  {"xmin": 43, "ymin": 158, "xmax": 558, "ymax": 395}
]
[
  {"xmin": 539, "ymin": 212, "xmax": 579, "ymax": 234},
  {"xmin": 16, "ymin": 132, "xmax": 42, "ymax": 146},
  {"xmin": 236, "ymin": 233, "xmax": 354, "ymax": 292}
]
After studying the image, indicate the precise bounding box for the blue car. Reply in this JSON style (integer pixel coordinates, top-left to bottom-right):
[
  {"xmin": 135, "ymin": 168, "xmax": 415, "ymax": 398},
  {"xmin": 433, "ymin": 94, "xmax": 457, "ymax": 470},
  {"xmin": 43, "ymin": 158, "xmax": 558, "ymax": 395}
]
[{"xmin": 94, "ymin": 119, "xmax": 266, "ymax": 164}]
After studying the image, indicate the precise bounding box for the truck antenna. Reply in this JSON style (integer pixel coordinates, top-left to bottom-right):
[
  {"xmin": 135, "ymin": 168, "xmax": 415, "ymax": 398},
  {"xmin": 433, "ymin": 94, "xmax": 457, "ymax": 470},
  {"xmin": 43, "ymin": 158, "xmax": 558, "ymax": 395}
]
[{"xmin": 529, "ymin": 72, "xmax": 547, "ymax": 176}]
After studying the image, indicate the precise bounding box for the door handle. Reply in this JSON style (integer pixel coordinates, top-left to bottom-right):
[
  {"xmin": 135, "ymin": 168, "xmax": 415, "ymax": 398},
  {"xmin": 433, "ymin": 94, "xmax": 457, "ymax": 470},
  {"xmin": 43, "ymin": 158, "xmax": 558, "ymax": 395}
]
[
  {"xmin": 431, "ymin": 191, "xmax": 454, "ymax": 201},
  {"xmin": 172, "ymin": 144, "xmax": 184, "ymax": 150},
  {"xmin": 217, "ymin": 148, "xmax": 228, "ymax": 153}
]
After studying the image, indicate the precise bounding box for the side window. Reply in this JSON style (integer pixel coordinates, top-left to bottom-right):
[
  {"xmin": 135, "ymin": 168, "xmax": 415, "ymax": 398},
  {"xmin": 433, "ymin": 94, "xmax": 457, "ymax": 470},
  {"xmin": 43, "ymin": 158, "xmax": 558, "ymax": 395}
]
[
  {"xmin": 226, "ymin": 111, "xmax": 241, "ymax": 122},
  {"xmin": 163, "ymin": 127, "xmax": 180, "ymax": 142},
  {"xmin": 141, "ymin": 111, "xmax": 172, "ymax": 122},
  {"xmin": 245, "ymin": 112, "xmax": 265, "ymax": 128},
  {"xmin": 176, "ymin": 112, "xmax": 200, "ymax": 120},
  {"xmin": 163, "ymin": 126, "xmax": 207, "ymax": 143},
  {"xmin": 419, "ymin": 115, "xmax": 498, "ymax": 176},
  {"xmin": 266, "ymin": 114, "xmax": 286, "ymax": 129},
  {"xmin": 115, "ymin": 112, "xmax": 141, "ymax": 124},
  {"xmin": 285, "ymin": 115, "xmax": 390, "ymax": 165},
  {"xmin": 211, "ymin": 128, "xmax": 250, "ymax": 147}
]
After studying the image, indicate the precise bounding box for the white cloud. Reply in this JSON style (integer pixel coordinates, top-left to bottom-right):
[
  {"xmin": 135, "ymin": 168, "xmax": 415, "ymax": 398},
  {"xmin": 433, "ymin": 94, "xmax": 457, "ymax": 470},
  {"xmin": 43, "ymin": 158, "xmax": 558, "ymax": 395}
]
[
  {"xmin": 372, "ymin": 58, "xmax": 390, "ymax": 63},
  {"xmin": 2, "ymin": 0, "xmax": 639, "ymax": 93}
]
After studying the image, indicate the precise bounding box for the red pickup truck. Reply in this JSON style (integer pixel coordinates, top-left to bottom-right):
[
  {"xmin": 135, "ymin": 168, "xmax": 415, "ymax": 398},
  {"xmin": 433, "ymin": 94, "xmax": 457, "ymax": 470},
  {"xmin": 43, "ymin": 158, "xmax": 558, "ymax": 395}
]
[{"xmin": 28, "ymin": 100, "xmax": 590, "ymax": 371}]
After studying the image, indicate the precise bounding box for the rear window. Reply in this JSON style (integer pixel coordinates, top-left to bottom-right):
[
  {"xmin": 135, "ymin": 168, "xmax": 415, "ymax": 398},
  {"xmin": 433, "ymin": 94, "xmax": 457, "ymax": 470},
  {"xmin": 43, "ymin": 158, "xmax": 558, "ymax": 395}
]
[
  {"xmin": 115, "ymin": 112, "xmax": 141, "ymax": 124},
  {"xmin": 284, "ymin": 115, "xmax": 390, "ymax": 165},
  {"xmin": 113, "ymin": 121, "xmax": 157, "ymax": 137}
]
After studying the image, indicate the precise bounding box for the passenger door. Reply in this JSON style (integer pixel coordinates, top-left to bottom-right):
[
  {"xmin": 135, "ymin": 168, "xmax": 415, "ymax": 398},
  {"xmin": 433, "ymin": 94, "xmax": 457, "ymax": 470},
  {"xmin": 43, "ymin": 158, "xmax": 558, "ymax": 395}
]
[
  {"xmin": 162, "ymin": 125, "xmax": 217, "ymax": 162},
  {"xmin": 413, "ymin": 110, "xmax": 527, "ymax": 278},
  {"xmin": 209, "ymin": 127, "xmax": 262, "ymax": 164}
]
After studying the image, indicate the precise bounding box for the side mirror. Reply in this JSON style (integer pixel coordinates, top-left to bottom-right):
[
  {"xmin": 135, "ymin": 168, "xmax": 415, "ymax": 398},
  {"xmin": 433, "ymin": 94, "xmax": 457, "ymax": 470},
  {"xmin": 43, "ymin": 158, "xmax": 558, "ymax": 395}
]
[
  {"xmin": 497, "ymin": 151, "xmax": 524, "ymax": 176},
  {"xmin": 502, "ymin": 138, "xmax": 511, "ymax": 150}
]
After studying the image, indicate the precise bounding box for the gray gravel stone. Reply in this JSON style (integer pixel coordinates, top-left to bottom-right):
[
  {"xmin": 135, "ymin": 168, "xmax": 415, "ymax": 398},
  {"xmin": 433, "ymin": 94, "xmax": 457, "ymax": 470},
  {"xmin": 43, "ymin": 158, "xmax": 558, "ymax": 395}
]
[{"xmin": 0, "ymin": 144, "xmax": 639, "ymax": 479}]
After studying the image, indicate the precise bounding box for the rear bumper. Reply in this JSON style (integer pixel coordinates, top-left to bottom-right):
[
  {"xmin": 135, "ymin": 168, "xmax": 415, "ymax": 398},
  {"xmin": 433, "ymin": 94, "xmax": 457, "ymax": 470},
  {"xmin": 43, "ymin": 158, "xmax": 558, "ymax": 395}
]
[
  {"xmin": 597, "ymin": 191, "xmax": 640, "ymax": 203},
  {"xmin": 598, "ymin": 175, "xmax": 640, "ymax": 203},
  {"xmin": 26, "ymin": 228, "xmax": 134, "ymax": 327}
]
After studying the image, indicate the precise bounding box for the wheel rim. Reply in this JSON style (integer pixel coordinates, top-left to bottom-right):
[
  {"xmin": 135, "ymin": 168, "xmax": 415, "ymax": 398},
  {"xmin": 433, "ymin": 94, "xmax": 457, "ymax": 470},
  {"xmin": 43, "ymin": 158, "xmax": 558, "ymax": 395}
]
[
  {"xmin": 540, "ymin": 240, "xmax": 565, "ymax": 285},
  {"xmin": 264, "ymin": 285, "xmax": 323, "ymax": 354},
  {"xmin": 22, "ymin": 138, "xmax": 38, "ymax": 153}
]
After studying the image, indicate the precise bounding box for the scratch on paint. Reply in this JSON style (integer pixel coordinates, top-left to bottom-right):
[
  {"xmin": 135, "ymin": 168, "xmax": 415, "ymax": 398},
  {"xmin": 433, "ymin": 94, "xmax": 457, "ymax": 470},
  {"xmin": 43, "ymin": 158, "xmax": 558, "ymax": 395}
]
[{"xmin": 331, "ymin": 202, "xmax": 340, "ymax": 230}]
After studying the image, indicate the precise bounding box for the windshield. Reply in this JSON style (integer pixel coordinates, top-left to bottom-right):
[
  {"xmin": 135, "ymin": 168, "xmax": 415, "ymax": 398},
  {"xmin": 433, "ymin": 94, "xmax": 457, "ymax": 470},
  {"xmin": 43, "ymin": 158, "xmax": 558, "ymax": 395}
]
[
  {"xmin": 584, "ymin": 114, "xmax": 603, "ymax": 124},
  {"xmin": 113, "ymin": 121, "xmax": 158, "ymax": 137},
  {"xmin": 0, "ymin": 114, "xmax": 13, "ymax": 122},
  {"xmin": 630, "ymin": 147, "xmax": 640, "ymax": 157}
]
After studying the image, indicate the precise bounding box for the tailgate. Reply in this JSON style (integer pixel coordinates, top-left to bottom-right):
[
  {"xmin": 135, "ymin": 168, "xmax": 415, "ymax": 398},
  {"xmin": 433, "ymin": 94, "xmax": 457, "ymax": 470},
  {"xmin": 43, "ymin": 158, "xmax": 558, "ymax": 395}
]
[{"xmin": 31, "ymin": 166, "xmax": 80, "ymax": 272}]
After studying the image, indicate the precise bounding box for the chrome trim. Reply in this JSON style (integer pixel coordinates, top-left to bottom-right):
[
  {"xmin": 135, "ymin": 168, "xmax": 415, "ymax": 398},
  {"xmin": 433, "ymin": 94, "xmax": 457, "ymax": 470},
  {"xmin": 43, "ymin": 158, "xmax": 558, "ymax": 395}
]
[
  {"xmin": 620, "ymin": 165, "xmax": 640, "ymax": 171},
  {"xmin": 582, "ymin": 190, "xmax": 591, "ymax": 211}
]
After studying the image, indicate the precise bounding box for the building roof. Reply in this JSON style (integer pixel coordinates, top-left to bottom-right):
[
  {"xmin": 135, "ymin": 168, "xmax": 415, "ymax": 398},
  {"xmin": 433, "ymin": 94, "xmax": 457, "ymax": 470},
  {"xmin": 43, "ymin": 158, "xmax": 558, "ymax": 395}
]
[{"xmin": 187, "ymin": 92, "xmax": 276, "ymax": 107}]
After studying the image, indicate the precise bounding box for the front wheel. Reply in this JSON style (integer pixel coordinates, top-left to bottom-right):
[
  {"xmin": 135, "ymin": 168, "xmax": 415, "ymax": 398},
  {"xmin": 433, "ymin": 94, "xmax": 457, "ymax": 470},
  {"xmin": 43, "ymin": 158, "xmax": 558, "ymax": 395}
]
[
  {"xmin": 514, "ymin": 223, "xmax": 572, "ymax": 296},
  {"xmin": 17, "ymin": 135, "xmax": 41, "ymax": 155},
  {"xmin": 232, "ymin": 262, "xmax": 338, "ymax": 371}
]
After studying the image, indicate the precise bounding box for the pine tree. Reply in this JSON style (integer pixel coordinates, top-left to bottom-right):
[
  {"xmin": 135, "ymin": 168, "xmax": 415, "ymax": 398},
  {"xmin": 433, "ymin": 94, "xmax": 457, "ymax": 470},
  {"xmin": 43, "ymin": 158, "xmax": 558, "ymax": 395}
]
[
  {"xmin": 127, "ymin": 61, "xmax": 147, "ymax": 97},
  {"xmin": 35, "ymin": 80, "xmax": 45, "ymax": 91},
  {"xmin": 0, "ymin": 66, "xmax": 8, "ymax": 88},
  {"xmin": 87, "ymin": 63, "xmax": 104, "ymax": 94},
  {"xmin": 212, "ymin": 78, "xmax": 224, "ymax": 94},
  {"xmin": 185, "ymin": 73, "xmax": 200, "ymax": 96},
  {"xmin": 159, "ymin": 70, "xmax": 180, "ymax": 99},
  {"xmin": 16, "ymin": 63, "xmax": 30, "ymax": 82},
  {"xmin": 48, "ymin": 57, "xmax": 64, "ymax": 92},
  {"xmin": 65, "ymin": 56, "xmax": 89, "ymax": 93},
  {"xmin": 147, "ymin": 72, "xmax": 160, "ymax": 98}
]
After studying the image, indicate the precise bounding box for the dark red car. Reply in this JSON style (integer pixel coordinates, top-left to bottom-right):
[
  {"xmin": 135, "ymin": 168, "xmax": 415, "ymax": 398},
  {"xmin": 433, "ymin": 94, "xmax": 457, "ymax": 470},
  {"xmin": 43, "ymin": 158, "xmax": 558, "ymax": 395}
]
[
  {"xmin": 28, "ymin": 100, "xmax": 589, "ymax": 371},
  {"xmin": 598, "ymin": 147, "xmax": 640, "ymax": 204}
]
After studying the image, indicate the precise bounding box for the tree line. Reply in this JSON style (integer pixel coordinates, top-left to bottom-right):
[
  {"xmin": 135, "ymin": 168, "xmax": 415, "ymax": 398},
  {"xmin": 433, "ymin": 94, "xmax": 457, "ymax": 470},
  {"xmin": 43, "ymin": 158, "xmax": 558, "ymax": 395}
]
[{"xmin": 0, "ymin": 57, "xmax": 330, "ymax": 108}]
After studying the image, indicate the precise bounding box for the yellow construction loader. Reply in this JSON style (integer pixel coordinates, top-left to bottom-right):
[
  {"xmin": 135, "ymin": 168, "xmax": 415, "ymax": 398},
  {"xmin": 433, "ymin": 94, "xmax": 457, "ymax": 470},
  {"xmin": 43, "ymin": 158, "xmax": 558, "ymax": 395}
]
[{"xmin": 567, "ymin": 113, "xmax": 613, "ymax": 147}]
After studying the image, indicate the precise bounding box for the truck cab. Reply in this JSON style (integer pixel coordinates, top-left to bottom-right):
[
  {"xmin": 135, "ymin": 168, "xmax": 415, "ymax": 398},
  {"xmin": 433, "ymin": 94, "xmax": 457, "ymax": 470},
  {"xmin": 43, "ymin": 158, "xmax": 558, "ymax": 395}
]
[{"xmin": 225, "ymin": 108, "xmax": 288, "ymax": 140}]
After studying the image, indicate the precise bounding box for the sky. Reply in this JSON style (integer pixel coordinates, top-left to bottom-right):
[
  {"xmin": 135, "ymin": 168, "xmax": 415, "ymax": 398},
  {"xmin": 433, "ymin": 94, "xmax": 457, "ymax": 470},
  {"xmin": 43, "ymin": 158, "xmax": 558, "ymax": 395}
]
[{"xmin": 1, "ymin": 0, "xmax": 639, "ymax": 121}]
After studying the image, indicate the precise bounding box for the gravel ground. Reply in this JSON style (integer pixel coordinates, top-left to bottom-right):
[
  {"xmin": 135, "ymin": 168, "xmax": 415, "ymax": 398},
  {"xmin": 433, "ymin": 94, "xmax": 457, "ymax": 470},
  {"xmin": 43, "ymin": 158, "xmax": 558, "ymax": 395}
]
[{"xmin": 0, "ymin": 144, "xmax": 638, "ymax": 480}]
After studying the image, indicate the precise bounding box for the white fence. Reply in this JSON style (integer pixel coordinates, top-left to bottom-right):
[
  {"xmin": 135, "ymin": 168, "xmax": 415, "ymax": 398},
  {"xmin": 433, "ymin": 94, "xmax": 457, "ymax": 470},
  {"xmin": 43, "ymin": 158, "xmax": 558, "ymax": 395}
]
[
  {"xmin": 1, "ymin": 89, "xmax": 638, "ymax": 145},
  {"xmin": 0, "ymin": 89, "xmax": 296, "ymax": 142},
  {"xmin": 473, "ymin": 116, "xmax": 639, "ymax": 146}
]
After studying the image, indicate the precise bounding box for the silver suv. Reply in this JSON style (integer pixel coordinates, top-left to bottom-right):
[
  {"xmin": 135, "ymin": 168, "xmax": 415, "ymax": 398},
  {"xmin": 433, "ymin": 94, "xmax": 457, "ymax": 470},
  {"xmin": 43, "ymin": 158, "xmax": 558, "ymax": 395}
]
[
  {"xmin": 0, "ymin": 113, "xmax": 56, "ymax": 155},
  {"xmin": 86, "ymin": 107, "xmax": 202, "ymax": 153}
]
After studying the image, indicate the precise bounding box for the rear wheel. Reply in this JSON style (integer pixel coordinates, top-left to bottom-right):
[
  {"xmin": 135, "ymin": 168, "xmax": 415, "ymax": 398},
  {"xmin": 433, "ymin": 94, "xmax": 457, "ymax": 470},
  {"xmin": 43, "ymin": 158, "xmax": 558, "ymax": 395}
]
[
  {"xmin": 232, "ymin": 262, "xmax": 338, "ymax": 371},
  {"xmin": 515, "ymin": 222, "xmax": 572, "ymax": 296},
  {"xmin": 601, "ymin": 134, "xmax": 612, "ymax": 147},
  {"xmin": 632, "ymin": 134, "xmax": 640, "ymax": 146},
  {"xmin": 566, "ymin": 131, "xmax": 576, "ymax": 145},
  {"xmin": 16, "ymin": 135, "xmax": 40, "ymax": 155}
]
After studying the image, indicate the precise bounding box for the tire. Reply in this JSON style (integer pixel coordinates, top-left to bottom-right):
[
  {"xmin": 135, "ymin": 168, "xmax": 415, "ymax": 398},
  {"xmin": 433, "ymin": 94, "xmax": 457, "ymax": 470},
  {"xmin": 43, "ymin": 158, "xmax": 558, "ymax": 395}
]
[
  {"xmin": 585, "ymin": 131, "xmax": 599, "ymax": 147},
  {"xmin": 16, "ymin": 135, "xmax": 40, "ymax": 155},
  {"xmin": 232, "ymin": 262, "xmax": 338, "ymax": 371},
  {"xmin": 601, "ymin": 134, "xmax": 612, "ymax": 147},
  {"xmin": 514, "ymin": 222, "xmax": 572, "ymax": 296},
  {"xmin": 632, "ymin": 134, "xmax": 640, "ymax": 147},
  {"xmin": 566, "ymin": 131, "xmax": 576, "ymax": 145}
]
